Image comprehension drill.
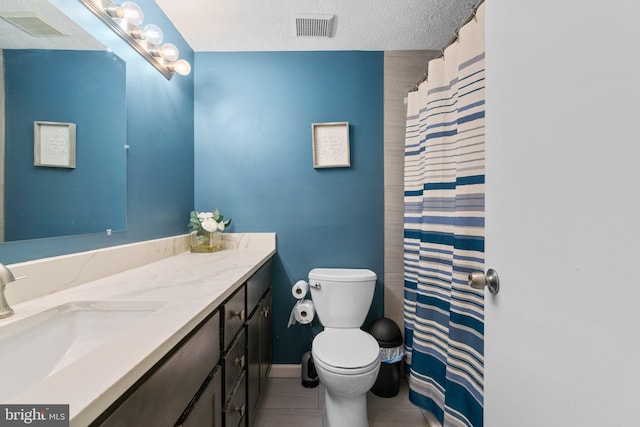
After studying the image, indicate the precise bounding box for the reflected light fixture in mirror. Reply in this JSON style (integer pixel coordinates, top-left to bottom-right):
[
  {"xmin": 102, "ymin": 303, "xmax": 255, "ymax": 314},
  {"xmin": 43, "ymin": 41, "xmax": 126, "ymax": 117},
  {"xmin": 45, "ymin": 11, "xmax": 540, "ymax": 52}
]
[{"xmin": 78, "ymin": 0, "xmax": 191, "ymax": 79}]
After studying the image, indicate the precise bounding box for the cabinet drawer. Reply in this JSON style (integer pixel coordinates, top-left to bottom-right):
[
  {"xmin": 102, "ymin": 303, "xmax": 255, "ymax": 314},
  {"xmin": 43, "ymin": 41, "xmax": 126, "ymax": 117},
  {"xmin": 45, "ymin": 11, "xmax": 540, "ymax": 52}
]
[
  {"xmin": 223, "ymin": 327, "xmax": 246, "ymax": 395},
  {"xmin": 99, "ymin": 310, "xmax": 220, "ymax": 426},
  {"xmin": 223, "ymin": 285, "xmax": 246, "ymax": 349},
  {"xmin": 246, "ymin": 259, "xmax": 272, "ymax": 316},
  {"xmin": 175, "ymin": 365, "xmax": 222, "ymax": 427},
  {"xmin": 224, "ymin": 372, "xmax": 246, "ymax": 427}
]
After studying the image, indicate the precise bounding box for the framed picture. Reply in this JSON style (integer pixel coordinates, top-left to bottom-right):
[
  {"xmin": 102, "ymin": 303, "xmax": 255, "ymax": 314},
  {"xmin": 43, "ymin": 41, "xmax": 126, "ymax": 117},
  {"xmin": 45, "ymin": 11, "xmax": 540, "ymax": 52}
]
[
  {"xmin": 312, "ymin": 122, "xmax": 350, "ymax": 168},
  {"xmin": 34, "ymin": 121, "xmax": 76, "ymax": 168}
]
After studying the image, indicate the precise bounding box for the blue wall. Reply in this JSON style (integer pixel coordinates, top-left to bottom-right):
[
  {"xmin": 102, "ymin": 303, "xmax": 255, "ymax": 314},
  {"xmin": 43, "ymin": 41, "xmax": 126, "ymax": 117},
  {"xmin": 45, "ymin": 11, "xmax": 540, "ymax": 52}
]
[
  {"xmin": 4, "ymin": 49, "xmax": 126, "ymax": 241},
  {"xmin": 194, "ymin": 51, "xmax": 384, "ymax": 364},
  {"xmin": 0, "ymin": 0, "xmax": 194, "ymax": 263}
]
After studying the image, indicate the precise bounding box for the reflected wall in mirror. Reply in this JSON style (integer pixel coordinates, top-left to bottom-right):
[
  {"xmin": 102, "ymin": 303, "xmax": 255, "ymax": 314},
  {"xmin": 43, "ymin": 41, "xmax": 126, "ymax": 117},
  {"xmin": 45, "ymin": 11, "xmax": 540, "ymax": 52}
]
[{"xmin": 0, "ymin": 0, "xmax": 127, "ymax": 242}]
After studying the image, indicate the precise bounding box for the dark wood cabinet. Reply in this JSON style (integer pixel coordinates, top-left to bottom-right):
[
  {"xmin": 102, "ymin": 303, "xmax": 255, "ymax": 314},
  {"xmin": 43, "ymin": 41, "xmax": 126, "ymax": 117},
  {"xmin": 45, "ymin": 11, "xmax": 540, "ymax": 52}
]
[
  {"xmin": 95, "ymin": 311, "xmax": 220, "ymax": 427},
  {"xmin": 175, "ymin": 366, "xmax": 223, "ymax": 427},
  {"xmin": 259, "ymin": 291, "xmax": 272, "ymax": 391},
  {"xmin": 222, "ymin": 284, "xmax": 247, "ymax": 427},
  {"xmin": 93, "ymin": 257, "xmax": 272, "ymax": 427},
  {"xmin": 223, "ymin": 258, "xmax": 272, "ymax": 427},
  {"xmin": 246, "ymin": 262, "xmax": 273, "ymax": 427}
]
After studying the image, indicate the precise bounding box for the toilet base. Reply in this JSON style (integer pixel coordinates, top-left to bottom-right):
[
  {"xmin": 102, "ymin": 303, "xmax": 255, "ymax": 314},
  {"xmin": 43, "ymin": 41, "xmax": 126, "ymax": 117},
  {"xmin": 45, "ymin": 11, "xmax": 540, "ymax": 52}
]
[{"xmin": 322, "ymin": 388, "xmax": 369, "ymax": 427}]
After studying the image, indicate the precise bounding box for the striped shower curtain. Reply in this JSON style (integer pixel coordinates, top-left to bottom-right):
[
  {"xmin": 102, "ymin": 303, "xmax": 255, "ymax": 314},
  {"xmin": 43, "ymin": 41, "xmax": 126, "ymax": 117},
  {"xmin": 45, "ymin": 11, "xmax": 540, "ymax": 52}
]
[{"xmin": 403, "ymin": 3, "xmax": 485, "ymax": 427}]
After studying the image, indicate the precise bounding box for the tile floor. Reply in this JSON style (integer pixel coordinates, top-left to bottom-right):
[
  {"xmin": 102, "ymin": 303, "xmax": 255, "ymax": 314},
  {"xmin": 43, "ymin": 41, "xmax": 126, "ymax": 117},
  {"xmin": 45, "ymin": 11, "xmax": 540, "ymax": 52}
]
[{"xmin": 253, "ymin": 375, "xmax": 435, "ymax": 427}]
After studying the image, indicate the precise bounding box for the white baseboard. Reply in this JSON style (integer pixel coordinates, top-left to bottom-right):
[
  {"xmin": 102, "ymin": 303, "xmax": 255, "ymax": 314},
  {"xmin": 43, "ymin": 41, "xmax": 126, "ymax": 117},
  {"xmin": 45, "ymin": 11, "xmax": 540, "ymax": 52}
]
[{"xmin": 269, "ymin": 364, "xmax": 300, "ymax": 378}]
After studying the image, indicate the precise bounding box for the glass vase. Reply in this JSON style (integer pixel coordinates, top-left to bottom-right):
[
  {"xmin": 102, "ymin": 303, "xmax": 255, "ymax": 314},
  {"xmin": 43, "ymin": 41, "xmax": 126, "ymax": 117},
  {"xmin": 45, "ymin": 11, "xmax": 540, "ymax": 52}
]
[{"xmin": 190, "ymin": 230, "xmax": 223, "ymax": 253}]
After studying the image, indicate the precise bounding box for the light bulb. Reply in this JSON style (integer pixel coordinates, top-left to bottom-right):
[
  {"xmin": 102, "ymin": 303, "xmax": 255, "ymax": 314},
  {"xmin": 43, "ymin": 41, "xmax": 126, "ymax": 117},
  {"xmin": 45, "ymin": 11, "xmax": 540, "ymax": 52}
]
[
  {"xmin": 120, "ymin": 1, "xmax": 144, "ymax": 26},
  {"xmin": 171, "ymin": 59, "xmax": 191, "ymax": 76},
  {"xmin": 104, "ymin": 3, "xmax": 121, "ymax": 18},
  {"xmin": 159, "ymin": 43, "xmax": 179, "ymax": 62},
  {"xmin": 141, "ymin": 24, "xmax": 163, "ymax": 45}
]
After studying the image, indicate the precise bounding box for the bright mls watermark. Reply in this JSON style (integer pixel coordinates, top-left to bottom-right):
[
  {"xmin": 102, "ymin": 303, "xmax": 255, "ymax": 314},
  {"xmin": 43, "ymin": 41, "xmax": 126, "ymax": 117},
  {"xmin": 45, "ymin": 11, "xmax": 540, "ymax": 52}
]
[{"xmin": 0, "ymin": 405, "xmax": 69, "ymax": 426}]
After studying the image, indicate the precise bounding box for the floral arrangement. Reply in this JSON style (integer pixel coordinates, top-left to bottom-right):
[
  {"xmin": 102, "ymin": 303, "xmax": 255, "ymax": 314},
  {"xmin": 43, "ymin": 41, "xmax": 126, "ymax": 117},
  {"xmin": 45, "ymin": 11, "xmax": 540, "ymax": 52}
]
[{"xmin": 188, "ymin": 209, "xmax": 231, "ymax": 234}]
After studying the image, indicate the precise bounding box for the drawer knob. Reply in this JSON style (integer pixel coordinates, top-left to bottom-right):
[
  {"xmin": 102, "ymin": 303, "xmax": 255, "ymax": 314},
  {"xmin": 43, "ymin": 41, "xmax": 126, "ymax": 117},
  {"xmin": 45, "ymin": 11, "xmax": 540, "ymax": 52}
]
[
  {"xmin": 234, "ymin": 355, "xmax": 245, "ymax": 368},
  {"xmin": 229, "ymin": 309, "xmax": 244, "ymax": 321},
  {"xmin": 233, "ymin": 403, "xmax": 246, "ymax": 416}
]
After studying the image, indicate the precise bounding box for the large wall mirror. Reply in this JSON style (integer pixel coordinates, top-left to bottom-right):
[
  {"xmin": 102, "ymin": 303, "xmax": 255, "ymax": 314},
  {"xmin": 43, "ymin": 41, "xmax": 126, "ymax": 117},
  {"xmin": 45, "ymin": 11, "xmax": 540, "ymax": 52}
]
[{"xmin": 0, "ymin": 0, "xmax": 127, "ymax": 242}]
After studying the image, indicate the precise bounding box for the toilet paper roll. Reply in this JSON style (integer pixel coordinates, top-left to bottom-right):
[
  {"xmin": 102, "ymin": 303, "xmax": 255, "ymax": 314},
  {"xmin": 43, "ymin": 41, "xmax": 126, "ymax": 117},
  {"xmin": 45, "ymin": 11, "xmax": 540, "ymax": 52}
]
[
  {"xmin": 287, "ymin": 301, "xmax": 298, "ymax": 328},
  {"xmin": 294, "ymin": 299, "xmax": 315, "ymax": 325},
  {"xmin": 291, "ymin": 280, "xmax": 309, "ymax": 299}
]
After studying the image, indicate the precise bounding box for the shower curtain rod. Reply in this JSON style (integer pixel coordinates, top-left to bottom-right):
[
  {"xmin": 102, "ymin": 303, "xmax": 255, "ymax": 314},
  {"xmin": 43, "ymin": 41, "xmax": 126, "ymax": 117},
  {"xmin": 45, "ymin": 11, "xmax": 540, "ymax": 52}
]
[{"xmin": 411, "ymin": 0, "xmax": 485, "ymax": 92}]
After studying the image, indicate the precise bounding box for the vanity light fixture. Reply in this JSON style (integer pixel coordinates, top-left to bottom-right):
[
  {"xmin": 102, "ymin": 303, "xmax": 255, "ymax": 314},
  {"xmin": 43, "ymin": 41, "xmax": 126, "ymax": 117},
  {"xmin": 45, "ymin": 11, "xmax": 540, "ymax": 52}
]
[
  {"xmin": 168, "ymin": 59, "xmax": 191, "ymax": 76},
  {"xmin": 118, "ymin": 1, "xmax": 144, "ymax": 25},
  {"xmin": 139, "ymin": 24, "xmax": 163, "ymax": 45},
  {"xmin": 151, "ymin": 42, "xmax": 179, "ymax": 62},
  {"xmin": 149, "ymin": 43, "xmax": 191, "ymax": 76},
  {"xmin": 103, "ymin": 0, "xmax": 142, "ymax": 27},
  {"xmin": 78, "ymin": 0, "xmax": 191, "ymax": 79}
]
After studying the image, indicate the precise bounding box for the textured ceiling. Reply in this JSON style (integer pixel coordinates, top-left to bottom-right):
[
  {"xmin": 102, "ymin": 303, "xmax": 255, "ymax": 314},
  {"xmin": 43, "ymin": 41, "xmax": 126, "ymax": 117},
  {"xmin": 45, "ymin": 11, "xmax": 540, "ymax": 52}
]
[{"xmin": 155, "ymin": 0, "xmax": 479, "ymax": 52}]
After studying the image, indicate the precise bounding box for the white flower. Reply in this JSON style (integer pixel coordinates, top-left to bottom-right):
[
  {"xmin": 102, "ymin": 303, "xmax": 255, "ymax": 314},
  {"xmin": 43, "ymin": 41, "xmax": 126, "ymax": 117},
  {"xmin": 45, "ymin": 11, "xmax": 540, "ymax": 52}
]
[
  {"xmin": 189, "ymin": 209, "xmax": 231, "ymax": 234},
  {"xmin": 201, "ymin": 217, "xmax": 219, "ymax": 232}
]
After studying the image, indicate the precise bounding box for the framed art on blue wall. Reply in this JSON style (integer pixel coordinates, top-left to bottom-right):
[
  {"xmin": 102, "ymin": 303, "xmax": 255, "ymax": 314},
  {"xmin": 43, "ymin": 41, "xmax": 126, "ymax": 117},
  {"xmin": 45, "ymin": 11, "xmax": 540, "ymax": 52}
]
[
  {"xmin": 312, "ymin": 122, "xmax": 350, "ymax": 168},
  {"xmin": 34, "ymin": 121, "xmax": 76, "ymax": 169}
]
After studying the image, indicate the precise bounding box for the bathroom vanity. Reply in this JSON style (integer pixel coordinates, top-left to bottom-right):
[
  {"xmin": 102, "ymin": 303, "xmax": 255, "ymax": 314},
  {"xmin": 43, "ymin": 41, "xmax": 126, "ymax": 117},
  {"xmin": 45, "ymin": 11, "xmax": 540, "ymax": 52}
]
[
  {"xmin": 0, "ymin": 233, "xmax": 275, "ymax": 427},
  {"xmin": 95, "ymin": 259, "xmax": 272, "ymax": 427}
]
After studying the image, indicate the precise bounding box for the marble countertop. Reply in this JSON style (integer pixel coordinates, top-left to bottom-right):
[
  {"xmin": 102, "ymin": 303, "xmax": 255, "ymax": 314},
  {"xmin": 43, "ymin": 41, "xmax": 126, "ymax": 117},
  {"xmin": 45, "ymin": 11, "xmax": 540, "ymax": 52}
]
[{"xmin": 1, "ymin": 235, "xmax": 275, "ymax": 426}]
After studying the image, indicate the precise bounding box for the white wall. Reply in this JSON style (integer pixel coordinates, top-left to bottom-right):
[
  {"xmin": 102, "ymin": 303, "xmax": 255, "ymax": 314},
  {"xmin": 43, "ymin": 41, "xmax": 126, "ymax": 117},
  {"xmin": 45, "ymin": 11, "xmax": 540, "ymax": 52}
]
[{"xmin": 485, "ymin": 1, "xmax": 640, "ymax": 426}]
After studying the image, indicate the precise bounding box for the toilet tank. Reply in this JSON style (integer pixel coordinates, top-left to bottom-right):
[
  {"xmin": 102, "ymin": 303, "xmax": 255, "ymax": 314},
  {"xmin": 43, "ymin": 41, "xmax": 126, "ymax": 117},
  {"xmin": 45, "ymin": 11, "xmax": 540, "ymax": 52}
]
[{"xmin": 308, "ymin": 268, "xmax": 377, "ymax": 328}]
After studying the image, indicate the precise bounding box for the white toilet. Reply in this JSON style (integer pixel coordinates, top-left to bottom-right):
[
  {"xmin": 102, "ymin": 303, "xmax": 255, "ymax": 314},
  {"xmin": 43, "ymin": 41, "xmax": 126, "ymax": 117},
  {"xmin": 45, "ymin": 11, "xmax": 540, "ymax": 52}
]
[{"xmin": 309, "ymin": 268, "xmax": 380, "ymax": 427}]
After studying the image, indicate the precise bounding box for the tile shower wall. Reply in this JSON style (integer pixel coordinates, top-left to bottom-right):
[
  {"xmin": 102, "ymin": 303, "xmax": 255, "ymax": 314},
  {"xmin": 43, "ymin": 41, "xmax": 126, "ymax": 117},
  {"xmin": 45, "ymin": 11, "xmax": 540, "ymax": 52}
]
[{"xmin": 383, "ymin": 51, "xmax": 440, "ymax": 331}]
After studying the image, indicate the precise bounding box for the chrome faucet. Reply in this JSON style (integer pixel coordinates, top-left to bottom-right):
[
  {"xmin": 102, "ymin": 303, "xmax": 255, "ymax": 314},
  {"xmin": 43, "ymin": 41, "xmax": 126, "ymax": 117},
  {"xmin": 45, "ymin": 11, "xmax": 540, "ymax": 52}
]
[{"xmin": 0, "ymin": 263, "xmax": 18, "ymax": 319}]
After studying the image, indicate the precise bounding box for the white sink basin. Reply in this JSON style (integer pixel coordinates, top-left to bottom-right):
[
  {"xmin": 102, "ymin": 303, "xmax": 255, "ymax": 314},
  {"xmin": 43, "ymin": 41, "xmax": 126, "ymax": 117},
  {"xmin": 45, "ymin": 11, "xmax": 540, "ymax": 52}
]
[{"xmin": 0, "ymin": 300, "xmax": 164, "ymax": 402}]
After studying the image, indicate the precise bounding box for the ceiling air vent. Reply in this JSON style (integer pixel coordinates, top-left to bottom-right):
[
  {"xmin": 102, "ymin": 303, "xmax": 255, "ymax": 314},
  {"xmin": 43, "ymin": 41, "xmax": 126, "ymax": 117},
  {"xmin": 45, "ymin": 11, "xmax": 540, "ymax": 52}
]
[
  {"xmin": 295, "ymin": 14, "xmax": 335, "ymax": 38},
  {"xmin": 0, "ymin": 13, "xmax": 68, "ymax": 37}
]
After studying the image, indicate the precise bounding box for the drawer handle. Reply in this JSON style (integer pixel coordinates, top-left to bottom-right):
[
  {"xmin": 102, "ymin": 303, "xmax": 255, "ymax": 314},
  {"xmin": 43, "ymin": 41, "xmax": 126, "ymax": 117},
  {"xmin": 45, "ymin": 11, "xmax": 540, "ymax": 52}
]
[
  {"xmin": 229, "ymin": 309, "xmax": 244, "ymax": 321},
  {"xmin": 261, "ymin": 306, "xmax": 270, "ymax": 318},
  {"xmin": 233, "ymin": 403, "xmax": 246, "ymax": 416},
  {"xmin": 234, "ymin": 355, "xmax": 245, "ymax": 368}
]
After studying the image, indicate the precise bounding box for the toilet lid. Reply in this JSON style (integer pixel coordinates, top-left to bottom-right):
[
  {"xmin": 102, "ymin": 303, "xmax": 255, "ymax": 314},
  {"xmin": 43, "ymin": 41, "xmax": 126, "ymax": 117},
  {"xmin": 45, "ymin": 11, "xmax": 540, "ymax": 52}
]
[{"xmin": 312, "ymin": 329, "xmax": 379, "ymax": 369}]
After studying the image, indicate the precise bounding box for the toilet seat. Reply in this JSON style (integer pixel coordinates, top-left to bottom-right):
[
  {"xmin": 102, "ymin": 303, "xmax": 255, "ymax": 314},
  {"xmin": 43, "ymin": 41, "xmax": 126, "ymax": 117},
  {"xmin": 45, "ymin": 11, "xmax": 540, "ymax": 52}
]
[{"xmin": 312, "ymin": 329, "xmax": 379, "ymax": 375}]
